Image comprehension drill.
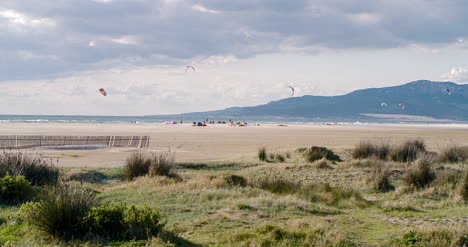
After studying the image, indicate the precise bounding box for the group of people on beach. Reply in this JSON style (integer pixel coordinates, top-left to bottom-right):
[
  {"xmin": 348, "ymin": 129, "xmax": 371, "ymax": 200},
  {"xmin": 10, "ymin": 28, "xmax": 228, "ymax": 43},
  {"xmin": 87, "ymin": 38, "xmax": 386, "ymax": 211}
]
[{"xmin": 190, "ymin": 119, "xmax": 249, "ymax": 127}]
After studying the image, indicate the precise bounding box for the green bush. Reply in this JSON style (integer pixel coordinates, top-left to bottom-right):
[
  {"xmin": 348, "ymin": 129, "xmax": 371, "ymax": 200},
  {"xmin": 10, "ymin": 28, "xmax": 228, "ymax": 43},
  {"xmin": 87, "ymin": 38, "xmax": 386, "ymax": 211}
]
[
  {"xmin": 124, "ymin": 205, "xmax": 165, "ymax": 240},
  {"xmin": 391, "ymin": 229, "xmax": 468, "ymax": 247},
  {"xmin": 352, "ymin": 141, "xmax": 389, "ymax": 160},
  {"xmin": 0, "ymin": 151, "xmax": 58, "ymax": 186},
  {"xmin": 83, "ymin": 203, "xmax": 127, "ymax": 239},
  {"xmin": 303, "ymin": 146, "xmax": 342, "ymax": 163},
  {"xmin": 390, "ymin": 140, "xmax": 426, "ymax": 163},
  {"xmin": 0, "ymin": 173, "xmax": 35, "ymax": 203},
  {"xmin": 404, "ymin": 157, "xmax": 435, "ymax": 188},
  {"xmin": 20, "ymin": 182, "xmax": 99, "ymax": 240}
]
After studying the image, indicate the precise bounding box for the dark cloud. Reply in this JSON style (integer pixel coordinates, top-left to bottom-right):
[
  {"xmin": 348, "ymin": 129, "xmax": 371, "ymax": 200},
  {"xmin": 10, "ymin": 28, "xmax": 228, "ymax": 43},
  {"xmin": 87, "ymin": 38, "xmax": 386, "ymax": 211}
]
[{"xmin": 1, "ymin": 0, "xmax": 468, "ymax": 80}]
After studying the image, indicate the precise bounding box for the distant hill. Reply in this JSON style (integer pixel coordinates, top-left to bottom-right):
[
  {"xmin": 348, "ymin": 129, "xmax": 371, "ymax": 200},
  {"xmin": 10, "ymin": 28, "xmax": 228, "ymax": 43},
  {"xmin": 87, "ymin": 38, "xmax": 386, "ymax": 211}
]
[{"xmin": 152, "ymin": 80, "xmax": 468, "ymax": 121}]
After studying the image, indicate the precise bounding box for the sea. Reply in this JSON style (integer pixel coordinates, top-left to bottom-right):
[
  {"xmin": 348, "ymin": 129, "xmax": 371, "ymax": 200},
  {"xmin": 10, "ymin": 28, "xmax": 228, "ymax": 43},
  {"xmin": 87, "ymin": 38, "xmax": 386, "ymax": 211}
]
[{"xmin": 0, "ymin": 115, "xmax": 465, "ymax": 125}]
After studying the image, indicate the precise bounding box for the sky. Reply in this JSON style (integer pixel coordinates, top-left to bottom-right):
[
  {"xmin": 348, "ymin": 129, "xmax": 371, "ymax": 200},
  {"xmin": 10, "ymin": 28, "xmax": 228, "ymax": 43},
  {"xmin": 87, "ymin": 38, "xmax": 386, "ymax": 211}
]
[{"xmin": 1, "ymin": 0, "xmax": 468, "ymax": 116}]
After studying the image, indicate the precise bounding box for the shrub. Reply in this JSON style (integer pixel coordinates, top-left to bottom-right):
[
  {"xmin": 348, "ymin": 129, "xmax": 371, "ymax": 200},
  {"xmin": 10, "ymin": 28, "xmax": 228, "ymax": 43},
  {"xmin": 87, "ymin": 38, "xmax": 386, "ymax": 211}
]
[
  {"xmin": 124, "ymin": 205, "xmax": 165, "ymax": 240},
  {"xmin": 461, "ymin": 173, "xmax": 468, "ymax": 203},
  {"xmin": 83, "ymin": 203, "xmax": 127, "ymax": 239},
  {"xmin": 438, "ymin": 146, "xmax": 468, "ymax": 163},
  {"xmin": 20, "ymin": 182, "xmax": 99, "ymax": 239},
  {"xmin": 404, "ymin": 157, "xmax": 435, "ymax": 188},
  {"xmin": 124, "ymin": 152, "xmax": 152, "ymax": 181},
  {"xmin": 0, "ymin": 151, "xmax": 58, "ymax": 186},
  {"xmin": 253, "ymin": 176, "xmax": 301, "ymax": 194},
  {"xmin": 223, "ymin": 175, "xmax": 247, "ymax": 187},
  {"xmin": 84, "ymin": 204, "xmax": 165, "ymax": 240},
  {"xmin": 367, "ymin": 164, "xmax": 394, "ymax": 192},
  {"xmin": 352, "ymin": 141, "xmax": 389, "ymax": 160},
  {"xmin": 390, "ymin": 139, "xmax": 426, "ymax": 163},
  {"xmin": 303, "ymin": 146, "xmax": 341, "ymax": 163},
  {"xmin": 148, "ymin": 152, "xmax": 179, "ymax": 179},
  {"xmin": 258, "ymin": 147, "xmax": 267, "ymax": 161},
  {"xmin": 0, "ymin": 173, "xmax": 35, "ymax": 203}
]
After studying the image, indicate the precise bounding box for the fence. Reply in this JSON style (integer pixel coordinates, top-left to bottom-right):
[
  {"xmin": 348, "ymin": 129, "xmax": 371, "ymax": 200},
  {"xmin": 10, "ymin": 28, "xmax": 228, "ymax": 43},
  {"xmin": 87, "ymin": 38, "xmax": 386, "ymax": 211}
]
[{"xmin": 0, "ymin": 136, "xmax": 150, "ymax": 149}]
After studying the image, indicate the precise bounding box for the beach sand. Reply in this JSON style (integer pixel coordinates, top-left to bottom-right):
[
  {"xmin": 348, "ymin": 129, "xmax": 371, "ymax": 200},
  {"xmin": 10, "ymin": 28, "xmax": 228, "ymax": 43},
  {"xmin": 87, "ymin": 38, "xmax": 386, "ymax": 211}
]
[{"xmin": 1, "ymin": 123, "xmax": 468, "ymax": 167}]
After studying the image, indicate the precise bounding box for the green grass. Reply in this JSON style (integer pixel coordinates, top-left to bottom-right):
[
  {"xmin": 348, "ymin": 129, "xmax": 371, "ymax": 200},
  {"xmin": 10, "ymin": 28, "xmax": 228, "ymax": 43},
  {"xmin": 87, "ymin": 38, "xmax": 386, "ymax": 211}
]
[{"xmin": 1, "ymin": 145, "xmax": 467, "ymax": 246}]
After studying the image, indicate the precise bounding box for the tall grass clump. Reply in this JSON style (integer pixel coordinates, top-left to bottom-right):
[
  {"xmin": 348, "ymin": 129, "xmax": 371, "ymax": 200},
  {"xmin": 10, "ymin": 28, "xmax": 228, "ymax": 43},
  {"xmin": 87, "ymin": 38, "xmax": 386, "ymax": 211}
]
[
  {"xmin": 404, "ymin": 157, "xmax": 436, "ymax": 188},
  {"xmin": 438, "ymin": 146, "xmax": 468, "ymax": 163},
  {"xmin": 253, "ymin": 176, "xmax": 301, "ymax": 194},
  {"xmin": 0, "ymin": 151, "xmax": 58, "ymax": 186},
  {"xmin": 390, "ymin": 139, "xmax": 427, "ymax": 163},
  {"xmin": 258, "ymin": 147, "xmax": 267, "ymax": 161},
  {"xmin": 367, "ymin": 163, "xmax": 394, "ymax": 192},
  {"xmin": 223, "ymin": 174, "xmax": 247, "ymax": 187},
  {"xmin": 352, "ymin": 141, "xmax": 389, "ymax": 160},
  {"xmin": 0, "ymin": 173, "xmax": 35, "ymax": 203},
  {"xmin": 302, "ymin": 146, "xmax": 342, "ymax": 163},
  {"xmin": 391, "ymin": 228, "xmax": 468, "ymax": 247},
  {"xmin": 125, "ymin": 152, "xmax": 179, "ymax": 181},
  {"xmin": 148, "ymin": 152, "xmax": 179, "ymax": 179},
  {"xmin": 20, "ymin": 182, "xmax": 99, "ymax": 239},
  {"xmin": 124, "ymin": 152, "xmax": 152, "ymax": 181},
  {"xmin": 298, "ymin": 183, "xmax": 368, "ymax": 208},
  {"xmin": 461, "ymin": 173, "xmax": 468, "ymax": 203}
]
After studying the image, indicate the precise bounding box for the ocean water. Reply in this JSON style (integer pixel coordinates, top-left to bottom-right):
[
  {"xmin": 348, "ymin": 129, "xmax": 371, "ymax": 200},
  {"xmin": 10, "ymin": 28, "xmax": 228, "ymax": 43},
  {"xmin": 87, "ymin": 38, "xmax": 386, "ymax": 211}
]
[{"xmin": 0, "ymin": 115, "xmax": 465, "ymax": 125}]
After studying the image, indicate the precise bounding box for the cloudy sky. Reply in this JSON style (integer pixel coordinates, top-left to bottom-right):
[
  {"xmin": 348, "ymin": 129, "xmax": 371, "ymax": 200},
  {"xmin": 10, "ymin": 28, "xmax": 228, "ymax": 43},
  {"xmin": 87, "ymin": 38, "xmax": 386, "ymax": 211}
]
[{"xmin": 1, "ymin": 0, "xmax": 468, "ymax": 115}]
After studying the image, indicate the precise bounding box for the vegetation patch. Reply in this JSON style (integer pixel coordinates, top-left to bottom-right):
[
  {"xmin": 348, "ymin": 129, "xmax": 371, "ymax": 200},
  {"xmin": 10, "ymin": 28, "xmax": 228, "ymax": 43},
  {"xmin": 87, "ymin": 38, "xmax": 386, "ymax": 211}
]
[
  {"xmin": 367, "ymin": 163, "xmax": 394, "ymax": 192},
  {"xmin": 0, "ymin": 174, "xmax": 35, "ymax": 204},
  {"xmin": 352, "ymin": 141, "xmax": 389, "ymax": 160},
  {"xmin": 219, "ymin": 224, "xmax": 355, "ymax": 247},
  {"xmin": 301, "ymin": 146, "xmax": 342, "ymax": 163},
  {"xmin": 438, "ymin": 146, "xmax": 468, "ymax": 163},
  {"xmin": 66, "ymin": 170, "xmax": 107, "ymax": 183},
  {"xmin": 390, "ymin": 228, "xmax": 468, "ymax": 247},
  {"xmin": 0, "ymin": 151, "xmax": 58, "ymax": 186},
  {"xmin": 404, "ymin": 157, "xmax": 436, "ymax": 188},
  {"xmin": 390, "ymin": 139, "xmax": 426, "ymax": 163},
  {"xmin": 125, "ymin": 152, "xmax": 179, "ymax": 181}
]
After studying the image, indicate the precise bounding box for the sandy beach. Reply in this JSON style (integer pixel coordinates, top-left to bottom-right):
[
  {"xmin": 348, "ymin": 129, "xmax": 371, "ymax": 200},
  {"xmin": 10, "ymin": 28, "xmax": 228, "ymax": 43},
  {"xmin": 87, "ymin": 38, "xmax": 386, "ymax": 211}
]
[{"xmin": 1, "ymin": 122, "xmax": 468, "ymax": 167}]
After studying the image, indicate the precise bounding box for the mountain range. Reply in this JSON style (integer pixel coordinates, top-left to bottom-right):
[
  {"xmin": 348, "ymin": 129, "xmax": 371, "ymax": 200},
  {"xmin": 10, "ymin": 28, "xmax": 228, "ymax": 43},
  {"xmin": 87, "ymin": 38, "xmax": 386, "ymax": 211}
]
[{"xmin": 154, "ymin": 80, "xmax": 468, "ymax": 122}]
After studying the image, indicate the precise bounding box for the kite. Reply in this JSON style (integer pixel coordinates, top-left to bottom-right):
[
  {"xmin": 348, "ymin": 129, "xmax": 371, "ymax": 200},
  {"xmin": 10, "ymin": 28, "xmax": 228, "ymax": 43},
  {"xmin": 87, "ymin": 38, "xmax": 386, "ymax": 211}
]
[
  {"xmin": 288, "ymin": 86, "xmax": 295, "ymax": 96},
  {"xmin": 99, "ymin": 88, "xmax": 107, "ymax": 96},
  {"xmin": 185, "ymin": 66, "xmax": 195, "ymax": 72}
]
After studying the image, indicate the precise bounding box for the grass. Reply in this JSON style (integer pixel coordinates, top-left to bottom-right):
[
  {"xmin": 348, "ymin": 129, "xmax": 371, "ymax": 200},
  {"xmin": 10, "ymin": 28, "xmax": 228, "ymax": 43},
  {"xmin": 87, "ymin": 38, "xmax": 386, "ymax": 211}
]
[
  {"xmin": 367, "ymin": 163, "xmax": 395, "ymax": 192},
  {"xmin": 1, "ymin": 141, "xmax": 468, "ymax": 246},
  {"xmin": 352, "ymin": 141, "xmax": 389, "ymax": 160},
  {"xmin": 404, "ymin": 156, "xmax": 436, "ymax": 188},
  {"xmin": 390, "ymin": 139, "xmax": 426, "ymax": 163},
  {"xmin": 301, "ymin": 146, "xmax": 342, "ymax": 163},
  {"xmin": 461, "ymin": 172, "xmax": 468, "ymax": 203},
  {"xmin": 438, "ymin": 146, "xmax": 468, "ymax": 163}
]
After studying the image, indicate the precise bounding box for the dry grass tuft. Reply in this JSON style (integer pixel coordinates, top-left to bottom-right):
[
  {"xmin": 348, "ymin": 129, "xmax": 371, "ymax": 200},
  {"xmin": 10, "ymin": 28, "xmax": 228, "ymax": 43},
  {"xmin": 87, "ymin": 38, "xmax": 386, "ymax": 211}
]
[
  {"xmin": 438, "ymin": 146, "xmax": 468, "ymax": 163},
  {"xmin": 312, "ymin": 158, "xmax": 333, "ymax": 169},
  {"xmin": 352, "ymin": 141, "xmax": 389, "ymax": 160},
  {"xmin": 390, "ymin": 139, "xmax": 426, "ymax": 163},
  {"xmin": 404, "ymin": 156, "xmax": 436, "ymax": 188},
  {"xmin": 367, "ymin": 163, "xmax": 394, "ymax": 192}
]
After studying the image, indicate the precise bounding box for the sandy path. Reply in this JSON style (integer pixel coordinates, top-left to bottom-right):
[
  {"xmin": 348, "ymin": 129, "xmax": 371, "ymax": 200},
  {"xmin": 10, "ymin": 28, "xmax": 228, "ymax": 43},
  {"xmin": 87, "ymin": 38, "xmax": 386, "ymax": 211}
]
[{"xmin": 1, "ymin": 123, "xmax": 467, "ymax": 167}]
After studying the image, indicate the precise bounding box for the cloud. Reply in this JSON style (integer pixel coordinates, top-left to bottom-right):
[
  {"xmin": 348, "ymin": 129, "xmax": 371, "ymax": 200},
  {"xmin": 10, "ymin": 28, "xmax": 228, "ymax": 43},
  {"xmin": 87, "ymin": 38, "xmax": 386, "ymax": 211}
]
[
  {"xmin": 1, "ymin": 0, "xmax": 468, "ymax": 80},
  {"xmin": 442, "ymin": 67, "xmax": 468, "ymax": 83}
]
